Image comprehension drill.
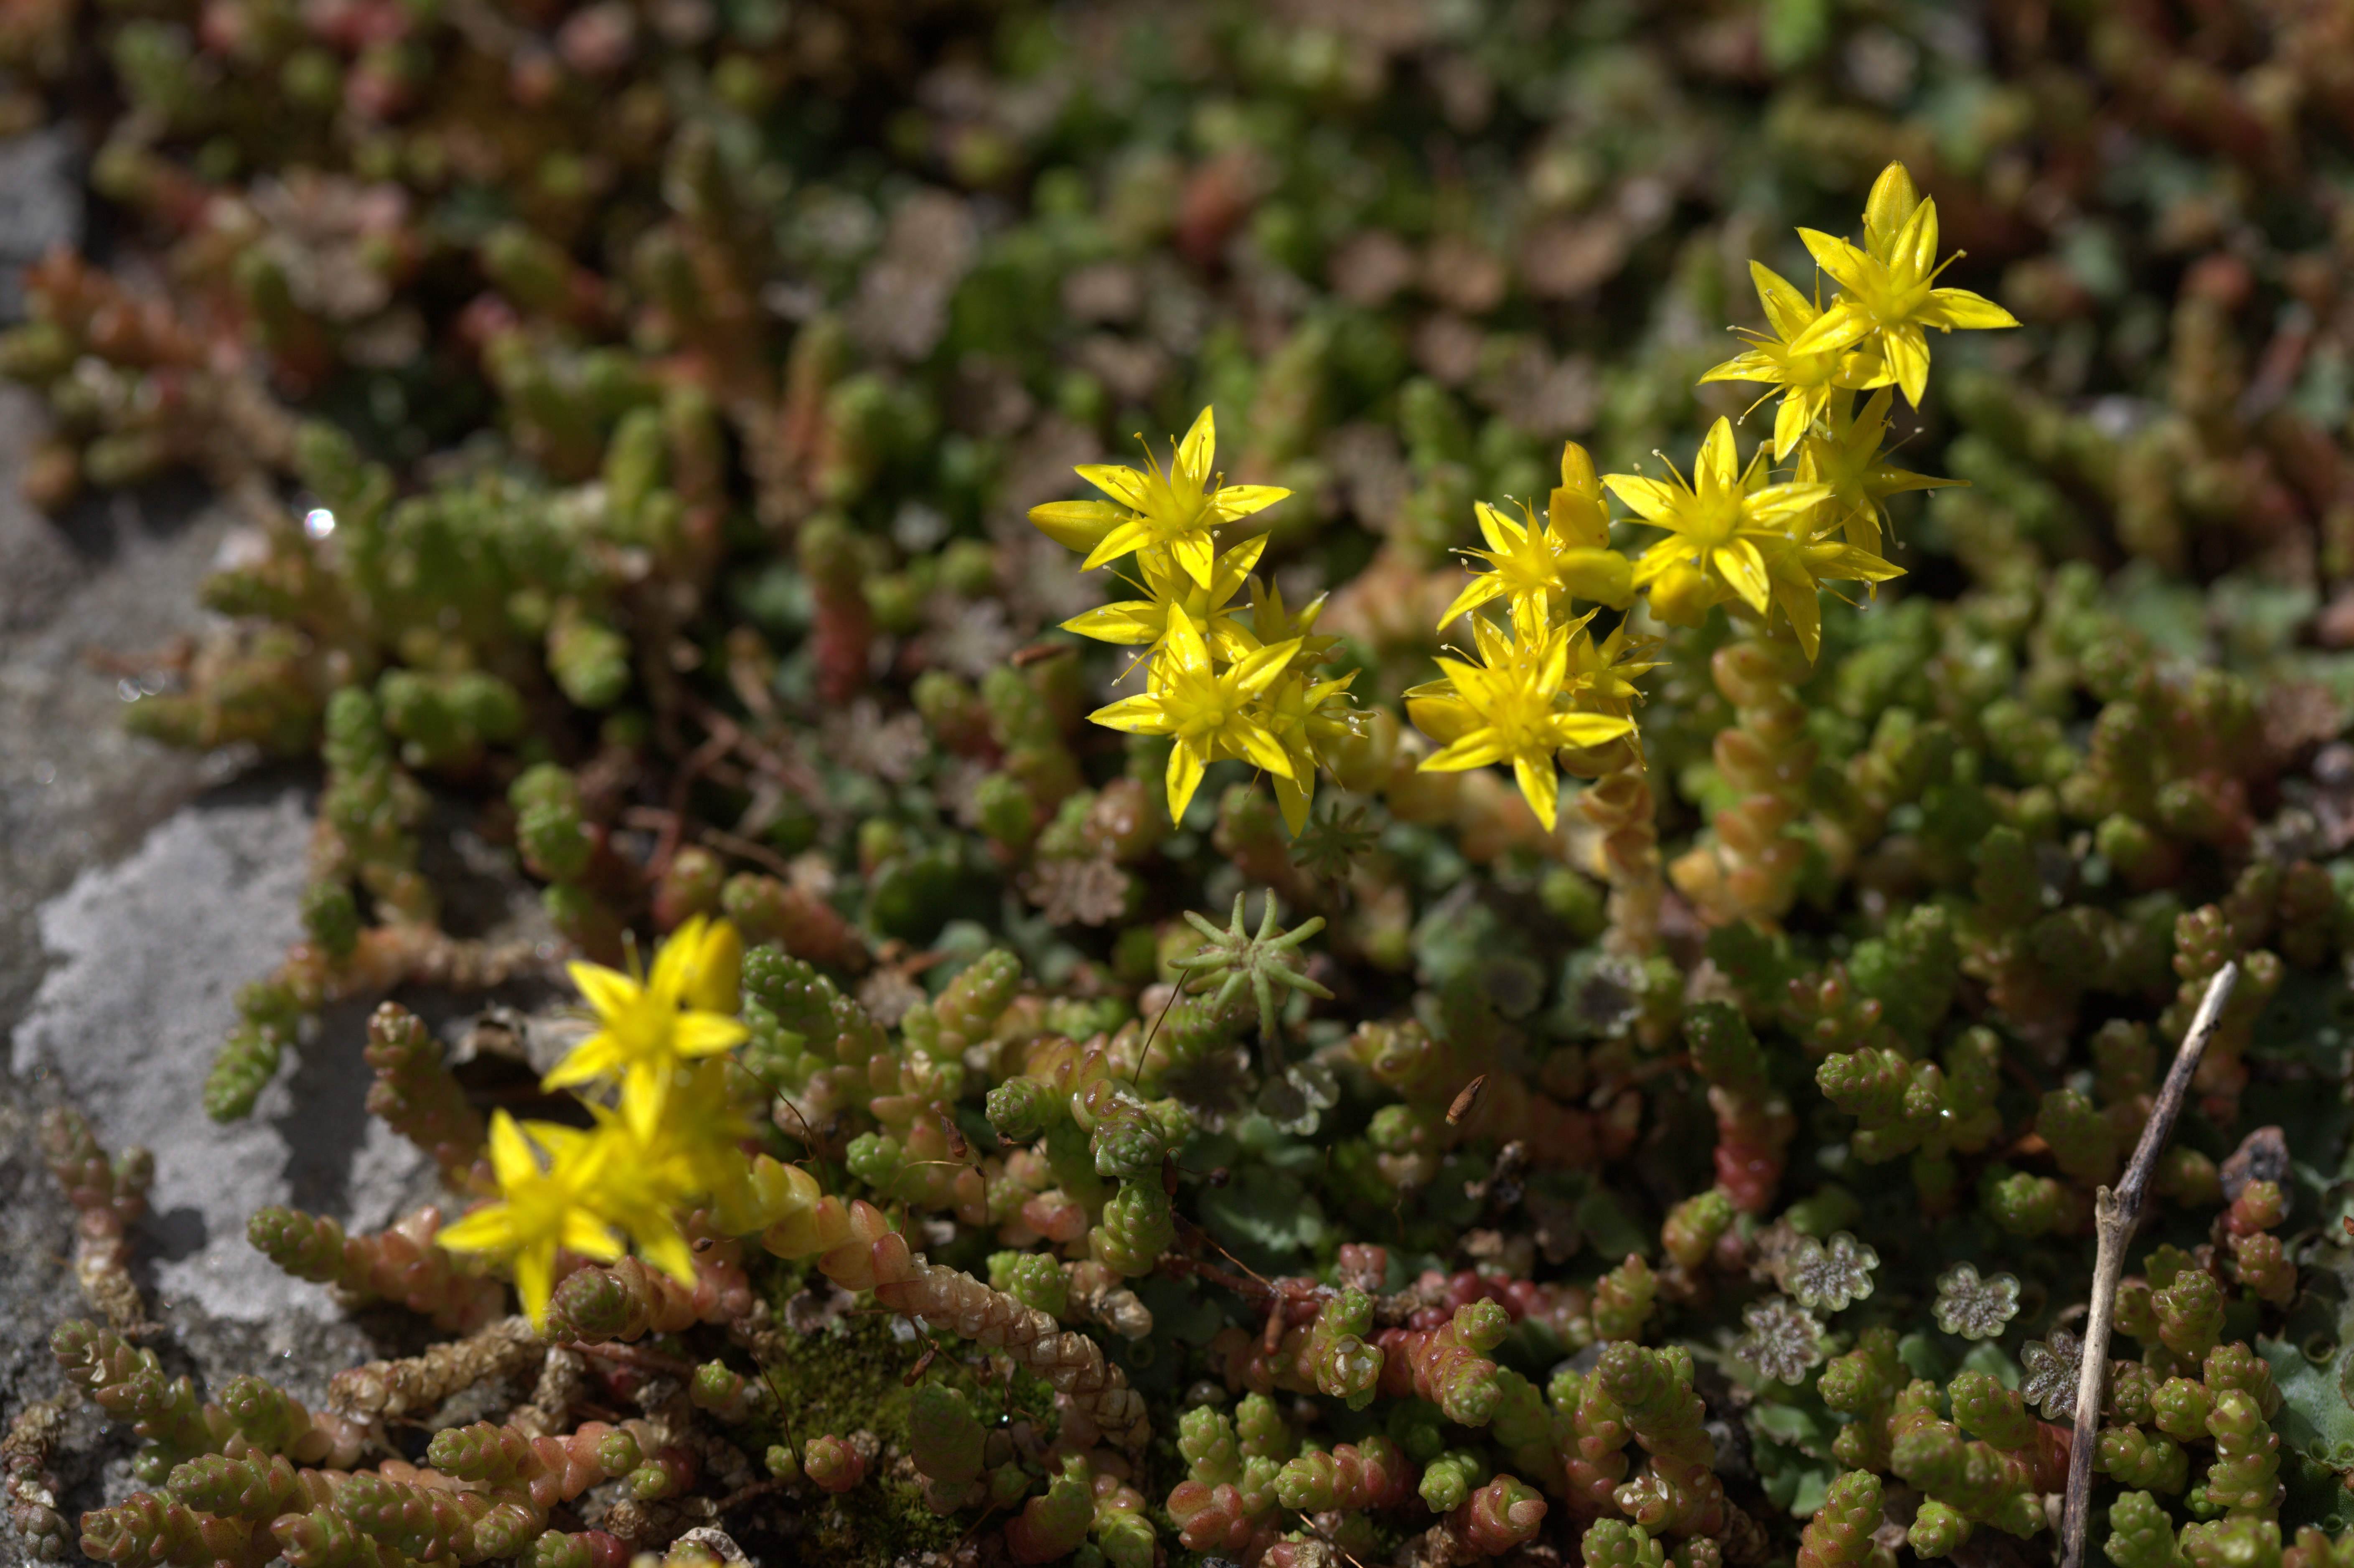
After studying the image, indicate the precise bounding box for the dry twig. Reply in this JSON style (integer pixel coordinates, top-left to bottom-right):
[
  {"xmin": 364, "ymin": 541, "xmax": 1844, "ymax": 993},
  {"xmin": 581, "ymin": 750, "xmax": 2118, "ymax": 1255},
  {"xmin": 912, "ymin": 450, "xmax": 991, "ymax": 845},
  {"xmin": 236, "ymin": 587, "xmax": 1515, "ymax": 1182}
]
[{"xmin": 2059, "ymin": 961, "xmax": 2240, "ymax": 1568}]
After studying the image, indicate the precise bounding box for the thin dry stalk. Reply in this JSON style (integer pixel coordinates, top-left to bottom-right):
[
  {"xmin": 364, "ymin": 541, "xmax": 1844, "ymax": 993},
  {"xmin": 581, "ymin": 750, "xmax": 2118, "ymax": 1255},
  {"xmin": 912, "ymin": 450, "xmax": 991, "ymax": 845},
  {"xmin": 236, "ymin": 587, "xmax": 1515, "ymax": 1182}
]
[{"xmin": 2059, "ymin": 961, "xmax": 2240, "ymax": 1568}]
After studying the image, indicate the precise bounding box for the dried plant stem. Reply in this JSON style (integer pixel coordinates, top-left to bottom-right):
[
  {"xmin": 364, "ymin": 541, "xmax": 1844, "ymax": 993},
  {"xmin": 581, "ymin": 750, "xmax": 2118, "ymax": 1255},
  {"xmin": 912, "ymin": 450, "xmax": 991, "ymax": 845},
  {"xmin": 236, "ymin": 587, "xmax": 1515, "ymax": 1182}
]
[{"xmin": 2060, "ymin": 960, "xmax": 2240, "ymax": 1568}]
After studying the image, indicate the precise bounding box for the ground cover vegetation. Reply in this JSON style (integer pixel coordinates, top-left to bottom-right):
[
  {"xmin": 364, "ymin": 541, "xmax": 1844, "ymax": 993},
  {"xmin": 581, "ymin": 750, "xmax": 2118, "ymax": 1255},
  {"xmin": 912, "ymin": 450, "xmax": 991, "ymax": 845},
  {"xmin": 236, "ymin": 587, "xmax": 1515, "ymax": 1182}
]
[{"xmin": 14, "ymin": 2, "xmax": 2354, "ymax": 1566}]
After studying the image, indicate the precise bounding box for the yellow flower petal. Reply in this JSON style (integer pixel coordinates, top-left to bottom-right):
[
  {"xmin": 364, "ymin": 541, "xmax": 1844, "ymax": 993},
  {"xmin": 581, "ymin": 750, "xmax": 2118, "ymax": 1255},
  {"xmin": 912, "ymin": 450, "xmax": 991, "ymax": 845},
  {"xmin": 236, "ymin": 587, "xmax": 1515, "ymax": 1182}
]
[
  {"xmin": 568, "ymin": 962, "xmax": 640, "ymax": 1021},
  {"xmin": 1074, "ymin": 463, "xmax": 1151, "ymax": 508},
  {"xmin": 1235, "ymin": 723, "xmax": 1295, "ymax": 779},
  {"xmin": 1027, "ymin": 499, "xmax": 1124, "ymax": 552},
  {"xmin": 1420, "ymin": 733, "xmax": 1507, "ymax": 772},
  {"xmin": 635, "ymin": 1222, "xmax": 698, "ymax": 1287},
  {"xmin": 1080, "ymin": 517, "xmax": 1154, "ymax": 572},
  {"xmin": 1881, "ymin": 325, "xmax": 1931, "ymax": 408},
  {"xmin": 486, "ymin": 1111, "xmax": 538, "ymax": 1189},
  {"xmin": 686, "ymin": 920, "xmax": 742, "ymax": 1015},
  {"xmin": 1274, "ymin": 768, "xmax": 1312, "ymax": 836},
  {"xmin": 1713, "ymin": 540, "xmax": 1771, "ymax": 612},
  {"xmin": 673, "ymin": 1011, "xmax": 751, "ymax": 1058},
  {"xmin": 1088, "ymin": 694, "xmax": 1176, "ymax": 734},
  {"xmin": 1169, "ymin": 529, "xmax": 1217, "ymax": 589},
  {"xmin": 1061, "ymin": 602, "xmax": 1164, "ymax": 644},
  {"xmin": 1512, "ymin": 755, "xmax": 1559, "ymax": 832},
  {"xmin": 1602, "ymin": 474, "xmax": 1683, "ymax": 524},
  {"xmin": 514, "ymin": 1245, "xmax": 556, "ymax": 1329},
  {"xmin": 1863, "ymin": 163, "xmax": 1922, "ymax": 260},
  {"xmin": 1920, "ymin": 287, "xmax": 2021, "ymax": 331},
  {"xmin": 1787, "ymin": 299, "xmax": 1876, "ymax": 359},
  {"xmin": 1165, "ymin": 743, "xmax": 1208, "ymax": 825},
  {"xmin": 435, "ymin": 1205, "xmax": 517, "ymax": 1255},
  {"xmin": 1175, "ymin": 405, "xmax": 1215, "ymax": 480},
  {"xmin": 648, "ymin": 914, "xmax": 707, "ymax": 1002},
  {"xmin": 1696, "ymin": 419, "xmax": 1739, "ymax": 489},
  {"xmin": 562, "ymin": 1211, "xmax": 625, "ymax": 1261},
  {"xmin": 1555, "ymin": 712, "xmax": 1636, "ymax": 746},
  {"xmin": 1437, "ymin": 572, "xmax": 1504, "ymax": 630},
  {"xmin": 1231, "ymin": 637, "xmax": 1303, "ymax": 699},
  {"xmin": 1208, "ymin": 484, "xmax": 1289, "ymax": 522}
]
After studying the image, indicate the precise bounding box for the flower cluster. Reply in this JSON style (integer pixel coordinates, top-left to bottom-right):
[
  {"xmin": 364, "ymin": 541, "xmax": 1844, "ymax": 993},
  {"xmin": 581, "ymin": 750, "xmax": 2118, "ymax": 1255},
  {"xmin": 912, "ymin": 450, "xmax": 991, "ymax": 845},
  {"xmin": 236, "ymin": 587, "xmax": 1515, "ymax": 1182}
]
[
  {"xmin": 24, "ymin": 13, "xmax": 2354, "ymax": 1564},
  {"xmin": 437, "ymin": 917, "xmax": 825, "ymax": 1327},
  {"xmin": 1403, "ymin": 161, "xmax": 2013, "ymax": 842},
  {"xmin": 1031, "ymin": 408, "xmax": 1365, "ymax": 831}
]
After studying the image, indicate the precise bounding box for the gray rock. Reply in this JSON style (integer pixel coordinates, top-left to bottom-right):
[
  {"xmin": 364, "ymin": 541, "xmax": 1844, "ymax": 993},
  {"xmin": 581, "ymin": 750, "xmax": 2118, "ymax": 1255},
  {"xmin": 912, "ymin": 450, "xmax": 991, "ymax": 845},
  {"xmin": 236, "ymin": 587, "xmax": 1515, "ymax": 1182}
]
[
  {"xmin": 0, "ymin": 129, "xmax": 81, "ymax": 323},
  {"xmin": 12, "ymin": 788, "xmax": 435, "ymax": 1324},
  {"xmin": 0, "ymin": 387, "xmax": 229, "ymax": 1039}
]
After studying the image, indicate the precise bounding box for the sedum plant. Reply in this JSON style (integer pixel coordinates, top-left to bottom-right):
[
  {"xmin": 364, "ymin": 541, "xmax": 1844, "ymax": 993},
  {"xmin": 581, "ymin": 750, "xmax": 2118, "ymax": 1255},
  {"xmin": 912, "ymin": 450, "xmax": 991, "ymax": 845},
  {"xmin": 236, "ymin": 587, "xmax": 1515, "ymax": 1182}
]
[{"xmin": 11, "ymin": 2, "xmax": 2354, "ymax": 1561}]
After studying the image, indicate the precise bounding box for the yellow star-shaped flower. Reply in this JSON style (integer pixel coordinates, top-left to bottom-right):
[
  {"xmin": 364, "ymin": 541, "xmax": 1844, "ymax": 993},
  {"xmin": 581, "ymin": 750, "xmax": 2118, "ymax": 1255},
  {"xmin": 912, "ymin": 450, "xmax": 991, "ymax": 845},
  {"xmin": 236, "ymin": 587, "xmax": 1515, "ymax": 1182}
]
[
  {"xmin": 1405, "ymin": 605, "xmax": 1636, "ymax": 832},
  {"xmin": 1607, "ymin": 418, "xmax": 1830, "ymax": 621},
  {"xmin": 1793, "ymin": 388, "xmax": 1956, "ymax": 559},
  {"xmin": 1027, "ymin": 407, "xmax": 1290, "ymax": 589},
  {"xmin": 1255, "ymin": 666, "xmax": 1364, "ymax": 834},
  {"xmin": 545, "ymin": 915, "xmax": 748, "ymax": 1123},
  {"xmin": 1787, "ymin": 164, "xmax": 2020, "ymax": 408},
  {"xmin": 436, "ymin": 1112, "xmax": 623, "ymax": 1329},
  {"xmin": 1059, "ymin": 534, "xmax": 1265, "ymax": 662},
  {"xmin": 1756, "ymin": 526, "xmax": 1907, "ymax": 663},
  {"xmin": 1699, "ymin": 260, "xmax": 1891, "ymax": 459},
  {"xmin": 1088, "ymin": 608, "xmax": 1301, "ymax": 824},
  {"xmin": 1437, "ymin": 497, "xmax": 1636, "ymax": 630}
]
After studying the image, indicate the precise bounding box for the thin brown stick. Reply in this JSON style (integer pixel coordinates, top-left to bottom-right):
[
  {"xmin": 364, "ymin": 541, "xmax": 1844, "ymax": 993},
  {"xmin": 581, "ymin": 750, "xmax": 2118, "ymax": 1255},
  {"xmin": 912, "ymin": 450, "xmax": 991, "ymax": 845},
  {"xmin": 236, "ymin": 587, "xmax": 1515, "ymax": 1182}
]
[{"xmin": 2060, "ymin": 961, "xmax": 2239, "ymax": 1568}]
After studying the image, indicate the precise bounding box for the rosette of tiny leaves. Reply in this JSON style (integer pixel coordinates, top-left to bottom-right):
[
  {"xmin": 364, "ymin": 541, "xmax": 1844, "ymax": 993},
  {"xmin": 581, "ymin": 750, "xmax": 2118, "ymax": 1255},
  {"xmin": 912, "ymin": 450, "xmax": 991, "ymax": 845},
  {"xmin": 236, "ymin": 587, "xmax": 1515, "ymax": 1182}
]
[
  {"xmin": 1088, "ymin": 1178, "xmax": 1175, "ymax": 1277},
  {"xmin": 1593, "ymin": 1254, "xmax": 1658, "ymax": 1342},
  {"xmin": 1890, "ymin": 1409, "xmax": 2042, "ymax": 1547},
  {"xmin": 1088, "ymin": 1095, "xmax": 1171, "ymax": 1179},
  {"xmin": 2154, "ymin": 1378, "xmax": 2218, "ymax": 1442},
  {"xmin": 2038, "ymin": 1088, "xmax": 2120, "ymax": 1186},
  {"xmin": 2181, "ymin": 1519, "xmax": 2285, "ymax": 1568},
  {"xmin": 1909, "ymin": 1499, "xmax": 1974, "ymax": 1560},
  {"xmin": 2107, "ymin": 1491, "xmax": 2192, "ymax": 1568},
  {"xmin": 2156, "ymin": 1271, "xmax": 2225, "ymax": 1360},
  {"xmin": 1180, "ymin": 1406, "xmax": 1241, "ymax": 1486},
  {"xmin": 987, "ymin": 1250, "xmax": 1069, "ymax": 1319},
  {"xmin": 1419, "ymin": 1449, "xmax": 1489, "ymax": 1515},
  {"xmin": 1272, "ymin": 1436, "xmax": 1411, "ymax": 1512},
  {"xmin": 165, "ymin": 1451, "xmax": 321, "ymax": 1521},
  {"xmin": 1983, "ymin": 1169, "xmax": 2069, "ymax": 1236},
  {"xmin": 1933, "ymin": 1264, "xmax": 2021, "ymax": 1340},
  {"xmin": 1799, "ymin": 1471, "xmax": 1887, "ymax": 1568},
  {"xmin": 1456, "ymin": 1474, "xmax": 1548, "ymax": 1555},
  {"xmin": 2286, "ymin": 1527, "xmax": 2354, "ymax": 1568},
  {"xmin": 1305, "ymin": 1289, "xmax": 1385, "ymax": 1411},
  {"xmin": 802, "ymin": 1435, "xmax": 865, "ymax": 1494},
  {"xmin": 1948, "ymin": 1372, "xmax": 2036, "ymax": 1452},
  {"xmin": 80, "ymin": 1492, "xmax": 257, "ymax": 1568},
  {"xmin": 1734, "ymin": 1296, "xmax": 1825, "ymax": 1385},
  {"xmin": 1782, "ymin": 1232, "xmax": 1879, "ymax": 1312},
  {"xmin": 1662, "ymin": 1190, "xmax": 1737, "ymax": 1270},
  {"xmin": 2101, "ymin": 1425, "xmax": 2190, "ymax": 1493},
  {"xmin": 1235, "ymin": 1394, "xmax": 1294, "ymax": 1462},
  {"xmin": 2201, "ymin": 1389, "xmax": 2281, "ymax": 1518},
  {"xmin": 1093, "ymin": 1501, "xmax": 1154, "ymax": 1568},
  {"xmin": 1386, "ymin": 1299, "xmax": 1510, "ymax": 1426},
  {"xmin": 2112, "ymin": 1362, "xmax": 2160, "ymax": 1426},
  {"xmin": 1820, "ymin": 1327, "xmax": 1905, "ymax": 1470},
  {"xmin": 1599, "ymin": 1341, "xmax": 1728, "ymax": 1538},
  {"xmin": 1488, "ymin": 1367, "xmax": 1566, "ymax": 1485},
  {"xmin": 1583, "ymin": 1517, "xmax": 1668, "ymax": 1568},
  {"xmin": 2205, "ymin": 1343, "xmax": 2283, "ymax": 1420}
]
